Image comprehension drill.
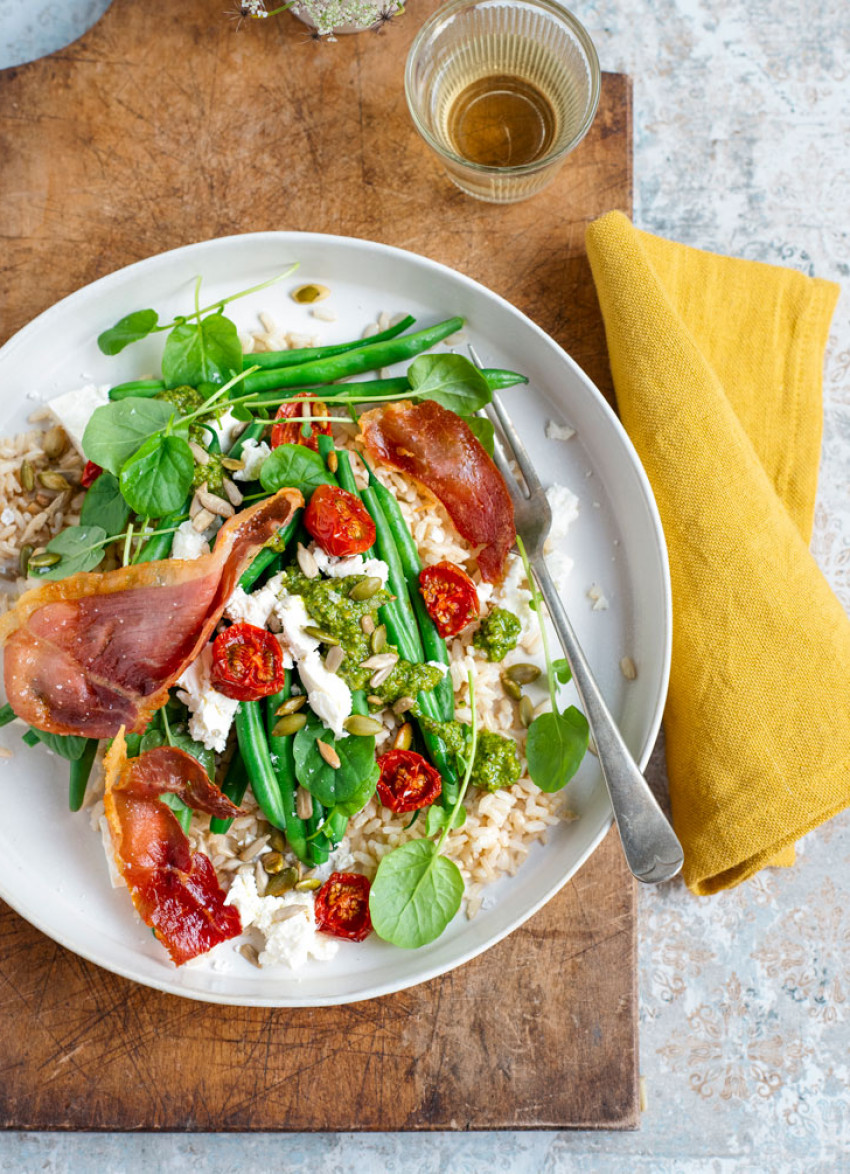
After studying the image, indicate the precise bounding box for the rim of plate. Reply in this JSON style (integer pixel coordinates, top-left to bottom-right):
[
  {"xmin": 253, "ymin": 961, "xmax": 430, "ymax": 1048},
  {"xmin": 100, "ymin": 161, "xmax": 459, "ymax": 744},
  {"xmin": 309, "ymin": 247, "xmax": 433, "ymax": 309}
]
[{"xmin": 0, "ymin": 231, "xmax": 672, "ymax": 1006}]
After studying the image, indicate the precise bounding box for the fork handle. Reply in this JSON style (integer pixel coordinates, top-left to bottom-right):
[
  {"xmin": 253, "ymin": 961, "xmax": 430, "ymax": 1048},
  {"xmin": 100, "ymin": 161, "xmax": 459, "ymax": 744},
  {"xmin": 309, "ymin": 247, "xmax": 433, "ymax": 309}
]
[{"xmin": 532, "ymin": 559, "xmax": 684, "ymax": 885}]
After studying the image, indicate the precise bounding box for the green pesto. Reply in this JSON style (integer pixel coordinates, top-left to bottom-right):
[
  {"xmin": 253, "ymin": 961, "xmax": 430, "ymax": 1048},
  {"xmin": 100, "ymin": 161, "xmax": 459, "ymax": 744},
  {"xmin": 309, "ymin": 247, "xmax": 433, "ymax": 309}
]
[
  {"xmin": 370, "ymin": 660, "xmax": 445, "ymax": 706},
  {"xmin": 472, "ymin": 607, "xmax": 521, "ymax": 662},
  {"xmin": 155, "ymin": 385, "xmax": 206, "ymax": 416},
  {"xmin": 192, "ymin": 450, "xmax": 225, "ymax": 491},
  {"xmin": 416, "ymin": 716, "xmax": 522, "ymax": 792},
  {"xmin": 156, "ymin": 385, "xmax": 226, "ymax": 449}
]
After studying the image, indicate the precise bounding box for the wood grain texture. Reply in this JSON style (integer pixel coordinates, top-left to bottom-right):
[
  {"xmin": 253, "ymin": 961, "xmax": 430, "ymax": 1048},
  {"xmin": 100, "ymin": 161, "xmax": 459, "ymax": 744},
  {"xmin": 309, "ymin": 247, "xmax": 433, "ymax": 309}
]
[{"xmin": 0, "ymin": 0, "xmax": 637, "ymax": 1131}]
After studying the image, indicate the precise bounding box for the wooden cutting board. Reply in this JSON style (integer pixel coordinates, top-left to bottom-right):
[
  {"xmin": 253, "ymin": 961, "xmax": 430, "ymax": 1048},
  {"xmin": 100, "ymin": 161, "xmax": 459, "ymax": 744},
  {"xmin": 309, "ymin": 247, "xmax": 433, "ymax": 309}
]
[{"xmin": 0, "ymin": 0, "xmax": 639, "ymax": 1131}]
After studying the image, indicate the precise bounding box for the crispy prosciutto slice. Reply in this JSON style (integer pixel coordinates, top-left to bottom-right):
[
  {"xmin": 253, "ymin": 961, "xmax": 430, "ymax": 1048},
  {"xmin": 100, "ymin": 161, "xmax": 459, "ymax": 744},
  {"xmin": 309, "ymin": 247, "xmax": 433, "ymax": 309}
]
[
  {"xmin": 0, "ymin": 488, "xmax": 302, "ymax": 738},
  {"xmin": 103, "ymin": 734, "xmax": 243, "ymax": 965},
  {"xmin": 359, "ymin": 400, "xmax": 515, "ymax": 582}
]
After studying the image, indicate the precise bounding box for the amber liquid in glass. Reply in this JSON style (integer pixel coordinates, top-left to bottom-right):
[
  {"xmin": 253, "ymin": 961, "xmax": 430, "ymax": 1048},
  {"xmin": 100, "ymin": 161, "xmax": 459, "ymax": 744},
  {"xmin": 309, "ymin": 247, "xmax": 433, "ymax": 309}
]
[{"xmin": 446, "ymin": 74, "xmax": 557, "ymax": 168}]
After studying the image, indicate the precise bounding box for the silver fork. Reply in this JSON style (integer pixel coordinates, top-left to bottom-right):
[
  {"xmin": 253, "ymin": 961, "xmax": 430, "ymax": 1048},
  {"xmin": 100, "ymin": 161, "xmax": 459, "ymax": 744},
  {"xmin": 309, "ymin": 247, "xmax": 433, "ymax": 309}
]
[{"xmin": 470, "ymin": 347, "xmax": 684, "ymax": 884}]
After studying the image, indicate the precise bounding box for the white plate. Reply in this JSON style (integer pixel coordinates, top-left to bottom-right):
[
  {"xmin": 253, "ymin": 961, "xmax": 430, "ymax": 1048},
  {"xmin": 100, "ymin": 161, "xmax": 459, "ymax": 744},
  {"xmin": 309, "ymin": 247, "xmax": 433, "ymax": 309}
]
[{"xmin": 0, "ymin": 233, "xmax": 671, "ymax": 1006}]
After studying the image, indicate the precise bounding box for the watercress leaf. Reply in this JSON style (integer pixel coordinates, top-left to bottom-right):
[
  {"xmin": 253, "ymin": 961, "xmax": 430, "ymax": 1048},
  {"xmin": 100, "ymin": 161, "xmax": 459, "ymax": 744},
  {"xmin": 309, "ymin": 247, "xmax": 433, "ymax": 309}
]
[
  {"xmin": 97, "ymin": 309, "xmax": 159, "ymax": 356},
  {"xmin": 80, "ymin": 471, "xmax": 131, "ymax": 536},
  {"xmin": 552, "ymin": 657, "xmax": 572, "ymax": 685},
  {"xmin": 119, "ymin": 434, "xmax": 195, "ymax": 517},
  {"xmin": 26, "ymin": 728, "xmax": 89, "ymax": 760},
  {"xmin": 161, "ymin": 313, "xmax": 242, "ymax": 389},
  {"xmin": 293, "ymin": 716, "xmax": 380, "ymax": 807},
  {"xmin": 369, "ymin": 838, "xmax": 464, "ymax": 949},
  {"xmin": 30, "ymin": 524, "xmax": 108, "ymax": 581},
  {"xmin": 407, "ymin": 354, "xmax": 492, "ymax": 414},
  {"xmin": 424, "ymin": 803, "xmax": 467, "ymax": 836},
  {"xmin": 260, "ymin": 443, "xmax": 335, "ymax": 498},
  {"xmin": 463, "ymin": 415, "xmax": 495, "ymax": 456},
  {"xmin": 231, "ymin": 403, "xmax": 255, "ymax": 422},
  {"xmin": 525, "ymin": 706, "xmax": 589, "ymax": 793},
  {"xmin": 139, "ymin": 728, "xmax": 215, "ymax": 780},
  {"xmin": 82, "ymin": 397, "xmax": 179, "ymax": 475}
]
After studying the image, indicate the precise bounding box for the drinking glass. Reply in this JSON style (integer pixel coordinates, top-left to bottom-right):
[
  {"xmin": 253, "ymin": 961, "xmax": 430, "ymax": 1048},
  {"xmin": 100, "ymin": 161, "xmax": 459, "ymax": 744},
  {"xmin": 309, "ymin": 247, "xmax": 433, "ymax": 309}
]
[{"xmin": 405, "ymin": 0, "xmax": 601, "ymax": 204}]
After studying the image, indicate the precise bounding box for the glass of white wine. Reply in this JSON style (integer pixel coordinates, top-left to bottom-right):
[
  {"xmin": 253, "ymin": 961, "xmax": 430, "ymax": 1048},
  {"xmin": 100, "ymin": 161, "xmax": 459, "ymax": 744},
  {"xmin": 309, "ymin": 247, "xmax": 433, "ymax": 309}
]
[{"xmin": 405, "ymin": 0, "xmax": 601, "ymax": 204}]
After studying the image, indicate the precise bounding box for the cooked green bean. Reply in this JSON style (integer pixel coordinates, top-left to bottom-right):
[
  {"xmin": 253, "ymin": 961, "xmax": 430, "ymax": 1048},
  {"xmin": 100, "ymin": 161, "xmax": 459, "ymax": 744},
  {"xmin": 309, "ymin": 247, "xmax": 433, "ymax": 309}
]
[
  {"xmin": 209, "ymin": 749, "xmax": 250, "ymax": 834},
  {"xmin": 108, "ymin": 379, "xmax": 165, "ymax": 401},
  {"xmin": 265, "ymin": 680, "xmax": 311, "ymax": 865},
  {"xmin": 246, "ymin": 367, "xmax": 527, "ymax": 411},
  {"xmin": 69, "ymin": 739, "xmax": 98, "ymax": 812},
  {"xmin": 235, "ymin": 701, "xmax": 287, "ymax": 829},
  {"xmin": 0, "ymin": 703, "xmax": 15, "ymax": 728},
  {"xmin": 244, "ymin": 315, "xmax": 416, "ymax": 370},
  {"xmin": 239, "ymin": 515, "xmax": 298, "ymax": 591}
]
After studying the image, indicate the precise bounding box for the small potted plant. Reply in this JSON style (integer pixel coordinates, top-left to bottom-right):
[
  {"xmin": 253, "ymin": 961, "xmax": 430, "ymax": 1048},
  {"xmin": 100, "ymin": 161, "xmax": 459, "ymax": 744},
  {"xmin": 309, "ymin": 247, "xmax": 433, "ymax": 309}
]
[{"xmin": 234, "ymin": 0, "xmax": 405, "ymax": 39}]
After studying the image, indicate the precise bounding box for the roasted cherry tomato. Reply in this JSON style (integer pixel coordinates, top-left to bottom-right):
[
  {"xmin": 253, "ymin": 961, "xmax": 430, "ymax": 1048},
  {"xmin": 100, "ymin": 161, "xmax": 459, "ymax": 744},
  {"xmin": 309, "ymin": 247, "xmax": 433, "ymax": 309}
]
[
  {"xmin": 304, "ymin": 483, "xmax": 376, "ymax": 557},
  {"xmin": 210, "ymin": 622, "xmax": 286, "ymax": 701},
  {"xmin": 418, "ymin": 560, "xmax": 479, "ymax": 638},
  {"xmin": 315, "ymin": 872, "xmax": 372, "ymax": 942},
  {"xmin": 81, "ymin": 461, "xmax": 103, "ymax": 488},
  {"xmin": 376, "ymin": 749, "xmax": 443, "ymax": 813},
  {"xmin": 270, "ymin": 391, "xmax": 332, "ymax": 452}
]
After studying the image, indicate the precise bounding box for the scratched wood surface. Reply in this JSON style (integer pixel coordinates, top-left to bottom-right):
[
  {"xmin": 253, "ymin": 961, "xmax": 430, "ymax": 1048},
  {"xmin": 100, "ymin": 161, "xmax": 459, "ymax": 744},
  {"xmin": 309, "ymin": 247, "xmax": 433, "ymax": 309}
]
[{"xmin": 0, "ymin": 0, "xmax": 638, "ymax": 1131}]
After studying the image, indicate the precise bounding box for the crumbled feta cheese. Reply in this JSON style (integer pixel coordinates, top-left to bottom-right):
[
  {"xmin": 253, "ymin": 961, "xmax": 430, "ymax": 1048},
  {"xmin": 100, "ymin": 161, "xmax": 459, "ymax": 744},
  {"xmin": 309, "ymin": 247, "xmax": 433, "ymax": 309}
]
[
  {"xmin": 545, "ymin": 549, "xmax": 574, "ymax": 590},
  {"xmin": 297, "ymin": 649, "xmax": 352, "ymax": 737},
  {"xmin": 491, "ymin": 552, "xmax": 534, "ymax": 632},
  {"xmin": 207, "ymin": 408, "xmax": 243, "ymax": 451},
  {"xmin": 587, "ymin": 583, "xmax": 609, "ymax": 611},
  {"xmin": 309, "ymin": 544, "xmax": 389, "ymax": 586},
  {"xmin": 225, "ymin": 582, "xmax": 279, "ymax": 629},
  {"xmin": 172, "ymin": 520, "xmax": 210, "ymax": 560},
  {"xmin": 313, "ymin": 841, "xmax": 356, "ymax": 883},
  {"xmin": 546, "ymin": 483, "xmax": 580, "ymax": 541},
  {"xmin": 273, "ymin": 591, "xmax": 322, "ymax": 666},
  {"xmin": 545, "ymin": 419, "xmax": 576, "ymax": 442},
  {"xmin": 47, "ymin": 383, "xmax": 110, "ymax": 455},
  {"xmin": 234, "ymin": 438, "xmax": 271, "ymax": 481},
  {"xmin": 0, "ymin": 507, "xmax": 14, "ymax": 525},
  {"xmin": 176, "ymin": 645, "xmax": 240, "ymax": 753},
  {"xmin": 476, "ymin": 581, "xmax": 494, "ymax": 608},
  {"xmin": 226, "ymin": 868, "xmax": 338, "ymax": 970}
]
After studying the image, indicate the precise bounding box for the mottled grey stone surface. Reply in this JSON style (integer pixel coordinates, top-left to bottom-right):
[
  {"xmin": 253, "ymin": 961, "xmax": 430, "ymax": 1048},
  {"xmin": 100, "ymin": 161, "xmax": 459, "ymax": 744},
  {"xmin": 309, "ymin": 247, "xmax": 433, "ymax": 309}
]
[{"xmin": 1, "ymin": 1, "xmax": 848, "ymax": 1170}]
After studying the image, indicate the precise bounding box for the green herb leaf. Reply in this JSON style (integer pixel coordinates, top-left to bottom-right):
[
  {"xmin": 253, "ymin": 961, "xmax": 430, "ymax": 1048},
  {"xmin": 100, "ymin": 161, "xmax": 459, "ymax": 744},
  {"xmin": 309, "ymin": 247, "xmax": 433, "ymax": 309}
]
[
  {"xmin": 329, "ymin": 767, "xmax": 380, "ymax": 819},
  {"xmin": 138, "ymin": 728, "xmax": 215, "ymax": 779},
  {"xmin": 368, "ymin": 838, "xmax": 465, "ymax": 949},
  {"xmin": 552, "ymin": 657, "xmax": 572, "ymax": 685},
  {"xmin": 407, "ymin": 354, "xmax": 492, "ymax": 414},
  {"xmin": 82, "ymin": 397, "xmax": 179, "ymax": 476},
  {"xmin": 463, "ymin": 415, "xmax": 495, "ymax": 456},
  {"xmin": 161, "ymin": 313, "xmax": 242, "ymax": 390},
  {"xmin": 424, "ymin": 804, "xmax": 467, "ymax": 836},
  {"xmin": 26, "ymin": 728, "xmax": 90, "ymax": 760},
  {"xmin": 525, "ymin": 706, "xmax": 589, "ymax": 793},
  {"xmin": 293, "ymin": 715, "xmax": 380, "ymax": 808},
  {"xmin": 119, "ymin": 434, "xmax": 195, "ymax": 517},
  {"xmin": 80, "ymin": 471, "xmax": 131, "ymax": 536},
  {"xmin": 97, "ymin": 309, "xmax": 159, "ymax": 356},
  {"xmin": 31, "ymin": 524, "xmax": 108, "ymax": 580},
  {"xmin": 260, "ymin": 443, "xmax": 336, "ymax": 498}
]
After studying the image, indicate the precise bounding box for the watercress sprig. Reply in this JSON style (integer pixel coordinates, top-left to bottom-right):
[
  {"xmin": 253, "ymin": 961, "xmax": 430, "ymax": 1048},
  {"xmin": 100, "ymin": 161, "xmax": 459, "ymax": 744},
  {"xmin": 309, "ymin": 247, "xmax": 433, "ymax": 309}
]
[
  {"xmin": 516, "ymin": 537, "xmax": 589, "ymax": 793},
  {"xmin": 369, "ymin": 671, "xmax": 478, "ymax": 949}
]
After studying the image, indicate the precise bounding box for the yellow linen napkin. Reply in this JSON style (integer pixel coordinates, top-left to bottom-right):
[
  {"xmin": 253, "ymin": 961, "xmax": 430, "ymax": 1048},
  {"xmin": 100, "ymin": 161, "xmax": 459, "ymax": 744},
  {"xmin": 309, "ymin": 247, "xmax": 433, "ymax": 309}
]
[{"xmin": 585, "ymin": 210, "xmax": 846, "ymax": 895}]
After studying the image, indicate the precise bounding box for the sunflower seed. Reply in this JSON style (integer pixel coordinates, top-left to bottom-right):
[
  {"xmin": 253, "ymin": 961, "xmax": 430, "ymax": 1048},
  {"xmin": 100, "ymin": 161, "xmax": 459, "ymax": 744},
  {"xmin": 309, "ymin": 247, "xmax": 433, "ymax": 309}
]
[
  {"xmin": 263, "ymin": 851, "xmax": 285, "ymax": 875},
  {"xmin": 272, "ymin": 713, "xmax": 308, "ymax": 737},
  {"xmin": 360, "ymin": 613, "xmax": 375, "ymax": 635},
  {"xmin": 392, "ymin": 695, "xmax": 416, "ymax": 716},
  {"xmin": 296, "ymin": 787, "xmax": 314, "ymax": 819},
  {"xmin": 37, "ymin": 471, "xmax": 70, "ymax": 492},
  {"xmin": 367, "ymin": 695, "xmax": 385, "ymax": 707},
  {"xmin": 505, "ymin": 663, "xmax": 541, "ymax": 685},
  {"xmin": 325, "ymin": 645, "xmax": 346, "ymax": 674},
  {"xmin": 304, "ymin": 625, "xmax": 339, "ymax": 646},
  {"xmin": 197, "ymin": 486, "xmax": 235, "ymax": 519},
  {"xmin": 297, "ymin": 542, "xmax": 319, "ymax": 579},
  {"xmin": 18, "ymin": 544, "xmax": 33, "ymax": 577},
  {"xmin": 393, "ymin": 723, "xmax": 413, "ymax": 750},
  {"xmin": 519, "ymin": 695, "xmax": 534, "ymax": 728},
  {"xmin": 265, "ymin": 866, "xmax": 300, "ymax": 896},
  {"xmin": 619, "ymin": 656, "xmax": 638, "ymax": 681},
  {"xmin": 220, "ymin": 456, "xmax": 246, "ymax": 472},
  {"xmin": 344, "ymin": 714, "xmax": 384, "ymax": 737},
  {"xmin": 500, "ymin": 674, "xmax": 522, "ymax": 701},
  {"xmin": 192, "ymin": 507, "xmax": 216, "ymax": 533},
  {"xmin": 360, "ymin": 652, "xmax": 398, "ymax": 671},
  {"xmin": 295, "ymin": 877, "xmax": 322, "ymax": 891},
  {"xmin": 238, "ymin": 943, "xmax": 261, "ymax": 968},
  {"xmin": 188, "ymin": 440, "xmax": 210, "ymax": 465},
  {"xmin": 27, "ymin": 550, "xmax": 61, "ymax": 569},
  {"xmin": 239, "ymin": 834, "xmax": 270, "ymax": 862},
  {"xmin": 19, "ymin": 461, "xmax": 35, "ymax": 492},
  {"xmin": 291, "ymin": 283, "xmax": 330, "ymax": 304},
  {"xmin": 316, "ymin": 739, "xmax": 341, "ymax": 769},
  {"xmin": 42, "ymin": 426, "xmax": 68, "ymax": 459},
  {"xmin": 349, "ymin": 576, "xmax": 382, "ymax": 602},
  {"xmin": 276, "ymin": 694, "xmax": 307, "ymax": 716},
  {"xmin": 369, "ymin": 665, "xmax": 396, "ymax": 689},
  {"xmin": 327, "ymin": 451, "xmax": 339, "ymax": 473},
  {"xmin": 189, "ymin": 491, "xmax": 203, "ymax": 518},
  {"xmin": 222, "ymin": 476, "xmax": 243, "ymax": 507}
]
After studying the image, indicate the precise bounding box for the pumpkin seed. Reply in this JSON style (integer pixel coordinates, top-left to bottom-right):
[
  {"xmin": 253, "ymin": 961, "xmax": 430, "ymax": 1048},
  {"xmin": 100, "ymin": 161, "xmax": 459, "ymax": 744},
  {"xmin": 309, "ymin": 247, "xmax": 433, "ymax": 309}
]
[
  {"xmin": 263, "ymin": 851, "xmax": 285, "ymax": 875},
  {"xmin": 519, "ymin": 695, "xmax": 534, "ymax": 728},
  {"xmin": 291, "ymin": 283, "xmax": 330, "ymax": 305},
  {"xmin": 37, "ymin": 471, "xmax": 71, "ymax": 492},
  {"xmin": 296, "ymin": 787, "xmax": 314, "ymax": 819},
  {"xmin": 316, "ymin": 739, "xmax": 341, "ymax": 769},
  {"xmin": 370, "ymin": 624, "xmax": 387, "ymax": 654},
  {"xmin": 505, "ymin": 663, "xmax": 541, "ymax": 686},
  {"xmin": 265, "ymin": 866, "xmax": 300, "ymax": 896},
  {"xmin": 349, "ymin": 576, "xmax": 382, "ymax": 602},
  {"xmin": 220, "ymin": 456, "xmax": 245, "ymax": 472},
  {"xmin": 392, "ymin": 695, "xmax": 416, "ymax": 716},
  {"xmin": 27, "ymin": 550, "xmax": 61, "ymax": 569},
  {"xmin": 360, "ymin": 613, "xmax": 375, "ymax": 635},
  {"xmin": 325, "ymin": 644, "xmax": 345, "ymax": 674},
  {"xmin": 295, "ymin": 877, "xmax": 322, "ymax": 892},
  {"xmin": 327, "ymin": 451, "xmax": 339, "ymax": 473},
  {"xmin": 297, "ymin": 542, "xmax": 319, "ymax": 579},
  {"xmin": 272, "ymin": 712, "xmax": 308, "ymax": 737},
  {"xmin": 343, "ymin": 714, "xmax": 384, "ymax": 737},
  {"xmin": 238, "ymin": 943, "xmax": 261, "ymax": 968},
  {"xmin": 393, "ymin": 723, "xmax": 413, "ymax": 751},
  {"xmin": 268, "ymin": 827, "xmax": 287, "ymax": 853},
  {"xmin": 304, "ymin": 625, "xmax": 339, "ymax": 646},
  {"xmin": 19, "ymin": 461, "xmax": 35, "ymax": 491},
  {"xmin": 42, "ymin": 426, "xmax": 68, "ymax": 459},
  {"xmin": 18, "ymin": 544, "xmax": 33, "ymax": 578},
  {"xmin": 276, "ymin": 694, "xmax": 307, "ymax": 716},
  {"xmin": 500, "ymin": 674, "xmax": 522, "ymax": 701}
]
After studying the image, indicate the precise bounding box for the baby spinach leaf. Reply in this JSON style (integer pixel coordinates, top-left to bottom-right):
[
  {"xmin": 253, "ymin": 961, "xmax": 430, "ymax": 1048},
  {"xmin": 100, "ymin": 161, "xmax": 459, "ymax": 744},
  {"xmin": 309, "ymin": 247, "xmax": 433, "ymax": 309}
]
[
  {"xmin": 260, "ymin": 444, "xmax": 335, "ymax": 498},
  {"xmin": 32, "ymin": 524, "xmax": 108, "ymax": 580},
  {"xmin": 330, "ymin": 767, "xmax": 380, "ymax": 818},
  {"xmin": 162, "ymin": 313, "xmax": 242, "ymax": 390},
  {"xmin": 97, "ymin": 309, "xmax": 159, "ymax": 356},
  {"xmin": 80, "ymin": 471, "xmax": 131, "ymax": 536},
  {"xmin": 139, "ymin": 728, "xmax": 215, "ymax": 779},
  {"xmin": 293, "ymin": 716, "xmax": 380, "ymax": 808},
  {"xmin": 369, "ymin": 838, "xmax": 465, "ymax": 949},
  {"xmin": 159, "ymin": 791, "xmax": 193, "ymax": 831},
  {"xmin": 525, "ymin": 706, "xmax": 589, "ymax": 793},
  {"xmin": 463, "ymin": 415, "xmax": 495, "ymax": 455},
  {"xmin": 424, "ymin": 804, "xmax": 467, "ymax": 836},
  {"xmin": 552, "ymin": 657, "xmax": 572, "ymax": 685},
  {"xmin": 407, "ymin": 354, "xmax": 492, "ymax": 414},
  {"xmin": 82, "ymin": 397, "xmax": 179, "ymax": 476},
  {"xmin": 119, "ymin": 434, "xmax": 195, "ymax": 517},
  {"xmin": 26, "ymin": 728, "xmax": 89, "ymax": 760}
]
